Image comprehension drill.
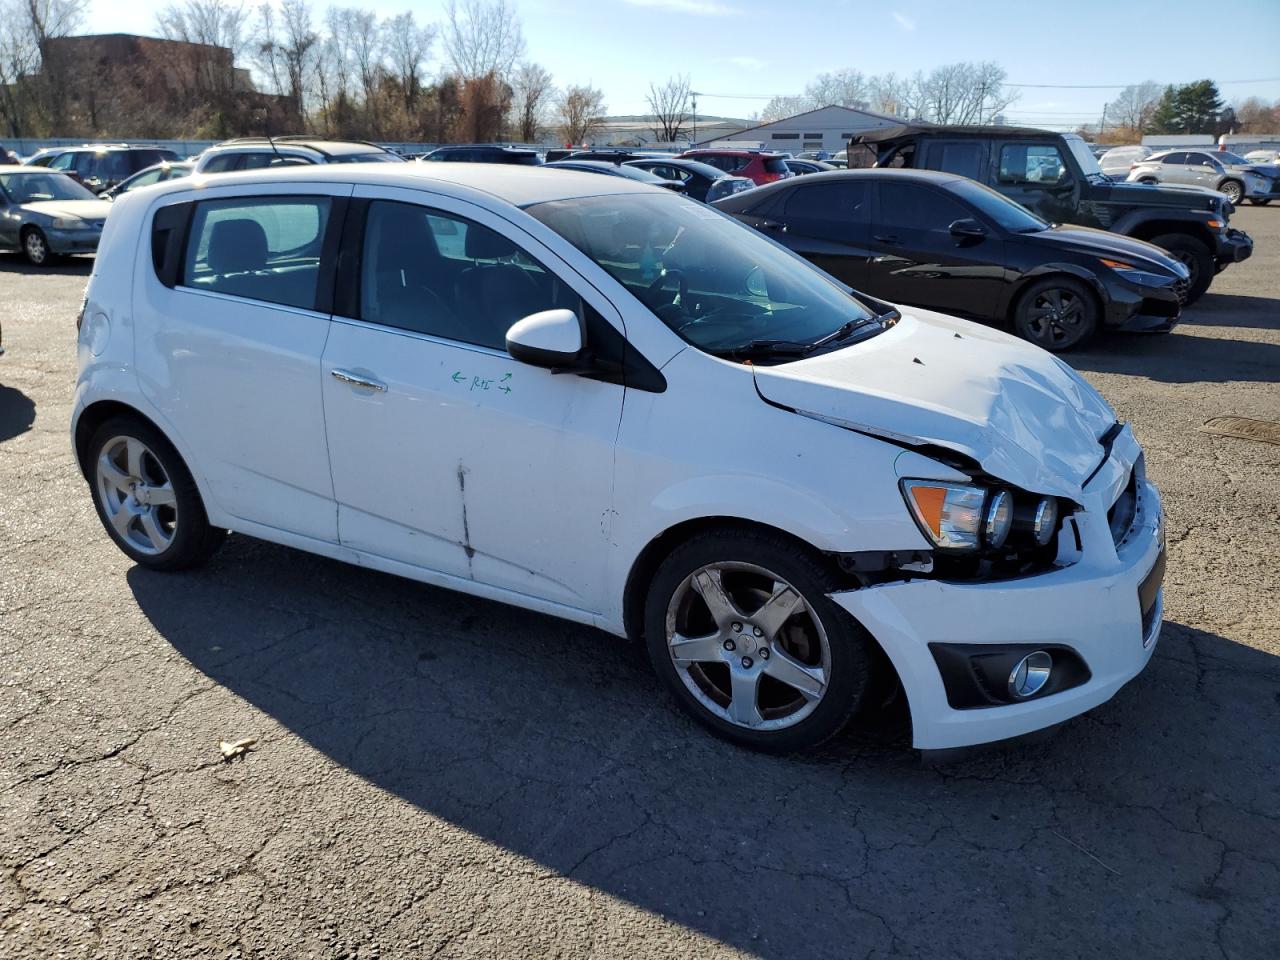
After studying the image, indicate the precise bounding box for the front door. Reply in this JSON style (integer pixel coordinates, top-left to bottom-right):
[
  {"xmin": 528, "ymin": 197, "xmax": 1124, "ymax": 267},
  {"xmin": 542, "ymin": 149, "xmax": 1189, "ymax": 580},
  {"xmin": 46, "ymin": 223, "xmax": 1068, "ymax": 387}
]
[
  {"xmin": 320, "ymin": 188, "xmax": 625, "ymax": 613},
  {"xmin": 993, "ymin": 141, "xmax": 1079, "ymax": 225},
  {"xmin": 864, "ymin": 180, "xmax": 1006, "ymax": 320},
  {"xmin": 133, "ymin": 186, "xmax": 351, "ymax": 541}
]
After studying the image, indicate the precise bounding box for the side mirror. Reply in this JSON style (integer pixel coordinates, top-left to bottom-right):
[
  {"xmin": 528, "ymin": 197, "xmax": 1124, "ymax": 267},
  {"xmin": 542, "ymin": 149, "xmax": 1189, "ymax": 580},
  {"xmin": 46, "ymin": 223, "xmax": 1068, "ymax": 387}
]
[
  {"xmin": 505, "ymin": 308, "xmax": 585, "ymax": 368},
  {"xmin": 949, "ymin": 218, "xmax": 987, "ymax": 243}
]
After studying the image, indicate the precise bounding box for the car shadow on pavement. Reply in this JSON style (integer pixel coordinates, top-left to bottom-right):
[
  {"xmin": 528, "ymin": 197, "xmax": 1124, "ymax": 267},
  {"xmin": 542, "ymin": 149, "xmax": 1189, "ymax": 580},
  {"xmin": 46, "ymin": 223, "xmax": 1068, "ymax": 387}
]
[
  {"xmin": 1071, "ymin": 327, "xmax": 1280, "ymax": 384},
  {"xmin": 1181, "ymin": 293, "xmax": 1280, "ymax": 330},
  {"xmin": 0, "ymin": 251, "xmax": 93, "ymax": 274},
  {"xmin": 127, "ymin": 537, "xmax": 1280, "ymax": 959},
  {"xmin": 0, "ymin": 384, "xmax": 36, "ymax": 443}
]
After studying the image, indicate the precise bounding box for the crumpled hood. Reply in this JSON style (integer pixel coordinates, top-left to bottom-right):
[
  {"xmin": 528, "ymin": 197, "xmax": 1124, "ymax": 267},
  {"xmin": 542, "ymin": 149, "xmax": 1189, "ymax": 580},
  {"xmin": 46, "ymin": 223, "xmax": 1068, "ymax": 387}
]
[
  {"xmin": 752, "ymin": 308, "xmax": 1117, "ymax": 499},
  {"xmin": 22, "ymin": 199, "xmax": 111, "ymax": 222}
]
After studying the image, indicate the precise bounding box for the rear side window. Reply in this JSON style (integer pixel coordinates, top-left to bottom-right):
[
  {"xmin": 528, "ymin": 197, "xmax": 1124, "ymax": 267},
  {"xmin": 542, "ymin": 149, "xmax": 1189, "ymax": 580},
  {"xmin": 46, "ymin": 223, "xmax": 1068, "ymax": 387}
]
[
  {"xmin": 878, "ymin": 183, "xmax": 971, "ymax": 232},
  {"xmin": 932, "ymin": 142, "xmax": 984, "ymax": 180},
  {"xmin": 359, "ymin": 199, "xmax": 578, "ymax": 349},
  {"xmin": 997, "ymin": 144, "xmax": 1067, "ymax": 184},
  {"xmin": 183, "ymin": 196, "xmax": 331, "ymax": 309},
  {"xmin": 782, "ymin": 181, "xmax": 870, "ymax": 241},
  {"xmin": 1160, "ymin": 152, "xmax": 1187, "ymax": 165},
  {"xmin": 201, "ymin": 154, "xmax": 241, "ymax": 173}
]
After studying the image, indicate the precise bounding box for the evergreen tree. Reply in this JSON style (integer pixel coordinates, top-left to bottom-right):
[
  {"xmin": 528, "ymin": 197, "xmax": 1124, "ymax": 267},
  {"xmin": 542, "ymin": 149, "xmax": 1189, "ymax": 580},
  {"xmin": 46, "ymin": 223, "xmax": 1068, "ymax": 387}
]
[{"xmin": 1150, "ymin": 85, "xmax": 1180, "ymax": 133}]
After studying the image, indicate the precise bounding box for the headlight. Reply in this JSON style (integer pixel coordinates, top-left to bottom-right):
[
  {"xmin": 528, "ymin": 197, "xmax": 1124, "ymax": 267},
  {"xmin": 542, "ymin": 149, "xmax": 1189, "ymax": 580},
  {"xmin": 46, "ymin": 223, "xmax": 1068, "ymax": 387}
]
[
  {"xmin": 1098, "ymin": 258, "xmax": 1174, "ymax": 286},
  {"xmin": 51, "ymin": 217, "xmax": 83, "ymax": 229},
  {"xmin": 902, "ymin": 480, "xmax": 1058, "ymax": 552}
]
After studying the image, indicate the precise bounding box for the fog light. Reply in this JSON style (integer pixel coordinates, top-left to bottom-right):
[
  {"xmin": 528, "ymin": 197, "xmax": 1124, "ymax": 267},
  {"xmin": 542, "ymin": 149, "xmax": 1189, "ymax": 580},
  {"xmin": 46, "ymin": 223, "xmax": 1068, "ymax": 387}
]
[
  {"xmin": 984, "ymin": 490, "xmax": 1013, "ymax": 548},
  {"xmin": 1032, "ymin": 498, "xmax": 1058, "ymax": 546},
  {"xmin": 1008, "ymin": 650, "xmax": 1052, "ymax": 699}
]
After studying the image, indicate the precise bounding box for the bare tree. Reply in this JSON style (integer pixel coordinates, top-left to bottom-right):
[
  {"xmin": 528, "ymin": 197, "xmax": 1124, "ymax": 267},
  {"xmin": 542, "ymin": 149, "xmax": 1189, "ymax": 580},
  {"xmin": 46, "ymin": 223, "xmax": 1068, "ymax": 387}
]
[
  {"xmin": 557, "ymin": 83, "xmax": 605, "ymax": 145},
  {"xmin": 646, "ymin": 73, "xmax": 690, "ymax": 142},
  {"xmin": 1234, "ymin": 96, "xmax": 1279, "ymax": 132},
  {"xmin": 806, "ymin": 68, "xmax": 866, "ymax": 108},
  {"xmin": 510, "ymin": 61, "xmax": 553, "ymax": 143},
  {"xmin": 760, "ymin": 94, "xmax": 813, "ymax": 123},
  {"xmin": 0, "ymin": 0, "xmax": 88, "ymax": 133},
  {"xmin": 1104, "ymin": 81, "xmax": 1162, "ymax": 135},
  {"xmin": 443, "ymin": 0, "xmax": 524, "ymax": 80},
  {"xmin": 383, "ymin": 11, "xmax": 435, "ymax": 112}
]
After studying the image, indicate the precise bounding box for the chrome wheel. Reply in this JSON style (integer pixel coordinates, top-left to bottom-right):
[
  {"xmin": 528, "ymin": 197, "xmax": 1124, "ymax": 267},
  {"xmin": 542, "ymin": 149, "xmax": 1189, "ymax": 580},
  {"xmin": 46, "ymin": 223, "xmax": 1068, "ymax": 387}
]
[
  {"xmin": 1220, "ymin": 181, "xmax": 1243, "ymax": 204},
  {"xmin": 665, "ymin": 562, "xmax": 830, "ymax": 731},
  {"xmin": 1024, "ymin": 287, "xmax": 1087, "ymax": 349},
  {"xmin": 94, "ymin": 436, "xmax": 178, "ymax": 556},
  {"xmin": 24, "ymin": 229, "xmax": 48, "ymax": 265}
]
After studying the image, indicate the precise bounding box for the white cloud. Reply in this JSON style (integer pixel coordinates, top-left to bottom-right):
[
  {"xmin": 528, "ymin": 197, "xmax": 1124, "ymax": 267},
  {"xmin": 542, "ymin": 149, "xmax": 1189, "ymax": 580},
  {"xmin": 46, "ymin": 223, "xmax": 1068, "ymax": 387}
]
[
  {"xmin": 724, "ymin": 55, "xmax": 767, "ymax": 71},
  {"xmin": 623, "ymin": 0, "xmax": 740, "ymax": 14},
  {"xmin": 892, "ymin": 11, "xmax": 916, "ymax": 31}
]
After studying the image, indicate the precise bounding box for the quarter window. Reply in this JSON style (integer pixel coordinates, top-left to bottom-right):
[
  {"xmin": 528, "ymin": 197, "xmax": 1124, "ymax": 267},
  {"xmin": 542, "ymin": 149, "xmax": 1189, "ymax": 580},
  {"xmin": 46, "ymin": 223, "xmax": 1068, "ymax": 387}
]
[
  {"xmin": 997, "ymin": 144, "xmax": 1067, "ymax": 185},
  {"xmin": 358, "ymin": 200, "xmax": 579, "ymax": 350},
  {"xmin": 182, "ymin": 196, "xmax": 331, "ymax": 310},
  {"xmin": 1159, "ymin": 152, "xmax": 1187, "ymax": 165}
]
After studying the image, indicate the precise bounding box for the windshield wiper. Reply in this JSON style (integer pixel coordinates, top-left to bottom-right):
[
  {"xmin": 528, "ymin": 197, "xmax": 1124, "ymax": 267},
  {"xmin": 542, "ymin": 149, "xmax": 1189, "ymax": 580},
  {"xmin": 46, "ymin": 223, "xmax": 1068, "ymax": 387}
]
[{"xmin": 720, "ymin": 339, "xmax": 815, "ymax": 360}]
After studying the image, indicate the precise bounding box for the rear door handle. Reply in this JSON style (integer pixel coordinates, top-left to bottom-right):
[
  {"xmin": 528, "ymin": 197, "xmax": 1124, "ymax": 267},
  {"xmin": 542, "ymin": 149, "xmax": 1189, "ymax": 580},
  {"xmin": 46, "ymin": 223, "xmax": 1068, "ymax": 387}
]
[
  {"xmin": 331, "ymin": 368, "xmax": 387, "ymax": 392},
  {"xmin": 874, "ymin": 234, "xmax": 901, "ymax": 245},
  {"xmin": 759, "ymin": 220, "xmax": 786, "ymax": 232}
]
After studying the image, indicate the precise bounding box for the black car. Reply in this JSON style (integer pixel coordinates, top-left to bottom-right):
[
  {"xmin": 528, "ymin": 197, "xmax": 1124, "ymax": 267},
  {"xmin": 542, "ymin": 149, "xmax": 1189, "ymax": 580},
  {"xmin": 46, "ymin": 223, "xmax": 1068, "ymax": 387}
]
[
  {"xmin": 623, "ymin": 157, "xmax": 755, "ymax": 203},
  {"xmin": 850, "ymin": 124, "xmax": 1251, "ymax": 304},
  {"xmin": 543, "ymin": 160, "xmax": 686, "ymax": 192},
  {"xmin": 419, "ymin": 145, "xmax": 542, "ymax": 165},
  {"xmin": 25, "ymin": 144, "xmax": 179, "ymax": 194},
  {"xmin": 714, "ymin": 169, "xmax": 1189, "ymax": 352},
  {"xmin": 564, "ymin": 149, "xmax": 676, "ymax": 164}
]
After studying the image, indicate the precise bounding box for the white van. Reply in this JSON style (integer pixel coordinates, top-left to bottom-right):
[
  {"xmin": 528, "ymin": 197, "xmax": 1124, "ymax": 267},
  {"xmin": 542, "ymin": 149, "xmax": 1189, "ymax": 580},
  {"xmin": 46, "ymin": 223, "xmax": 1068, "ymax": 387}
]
[{"xmin": 73, "ymin": 163, "xmax": 1165, "ymax": 753}]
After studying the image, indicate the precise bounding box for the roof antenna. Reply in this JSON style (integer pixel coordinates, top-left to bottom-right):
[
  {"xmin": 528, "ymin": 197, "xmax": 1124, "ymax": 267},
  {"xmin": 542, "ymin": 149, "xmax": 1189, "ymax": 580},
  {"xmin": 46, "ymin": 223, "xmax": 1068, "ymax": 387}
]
[{"xmin": 262, "ymin": 107, "xmax": 284, "ymax": 166}]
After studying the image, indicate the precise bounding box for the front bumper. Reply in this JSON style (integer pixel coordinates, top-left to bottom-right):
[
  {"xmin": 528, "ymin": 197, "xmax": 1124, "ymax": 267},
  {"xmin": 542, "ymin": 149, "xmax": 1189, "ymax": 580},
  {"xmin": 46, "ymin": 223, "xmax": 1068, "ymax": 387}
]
[
  {"xmin": 1213, "ymin": 227, "xmax": 1253, "ymax": 267},
  {"xmin": 46, "ymin": 225, "xmax": 103, "ymax": 255},
  {"xmin": 1101, "ymin": 273, "xmax": 1182, "ymax": 333},
  {"xmin": 832, "ymin": 425, "xmax": 1164, "ymax": 749}
]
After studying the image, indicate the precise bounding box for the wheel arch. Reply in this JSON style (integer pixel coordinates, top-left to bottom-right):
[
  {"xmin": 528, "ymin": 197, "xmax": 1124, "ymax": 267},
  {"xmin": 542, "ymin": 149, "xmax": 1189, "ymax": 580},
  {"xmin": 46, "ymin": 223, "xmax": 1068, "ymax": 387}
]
[
  {"xmin": 74, "ymin": 400, "xmax": 176, "ymax": 480},
  {"xmin": 1117, "ymin": 215, "xmax": 1214, "ymax": 252},
  {"xmin": 1005, "ymin": 267, "xmax": 1106, "ymax": 329}
]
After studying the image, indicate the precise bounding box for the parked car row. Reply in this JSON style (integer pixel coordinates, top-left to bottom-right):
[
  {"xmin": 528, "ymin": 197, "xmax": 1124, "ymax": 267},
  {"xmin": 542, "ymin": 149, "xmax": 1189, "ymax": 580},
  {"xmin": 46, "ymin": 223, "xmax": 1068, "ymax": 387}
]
[{"xmin": 1127, "ymin": 148, "xmax": 1280, "ymax": 206}]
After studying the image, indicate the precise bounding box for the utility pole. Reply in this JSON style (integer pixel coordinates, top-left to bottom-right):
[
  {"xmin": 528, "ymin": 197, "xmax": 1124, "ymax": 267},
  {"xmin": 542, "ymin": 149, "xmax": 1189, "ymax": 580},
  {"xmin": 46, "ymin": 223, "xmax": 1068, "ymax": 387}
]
[{"xmin": 691, "ymin": 91, "xmax": 698, "ymax": 146}]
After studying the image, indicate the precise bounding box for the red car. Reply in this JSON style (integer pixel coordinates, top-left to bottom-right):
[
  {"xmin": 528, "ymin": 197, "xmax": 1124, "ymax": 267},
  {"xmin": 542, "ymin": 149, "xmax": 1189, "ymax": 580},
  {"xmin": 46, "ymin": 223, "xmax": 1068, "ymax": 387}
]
[{"xmin": 676, "ymin": 149, "xmax": 794, "ymax": 186}]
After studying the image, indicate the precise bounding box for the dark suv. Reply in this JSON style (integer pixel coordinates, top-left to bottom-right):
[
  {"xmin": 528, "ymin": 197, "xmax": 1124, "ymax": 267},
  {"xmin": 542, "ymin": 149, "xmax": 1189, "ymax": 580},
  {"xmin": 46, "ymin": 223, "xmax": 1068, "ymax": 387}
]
[
  {"xmin": 26, "ymin": 144, "xmax": 179, "ymax": 195},
  {"xmin": 851, "ymin": 124, "xmax": 1252, "ymax": 303},
  {"xmin": 419, "ymin": 145, "xmax": 542, "ymax": 165}
]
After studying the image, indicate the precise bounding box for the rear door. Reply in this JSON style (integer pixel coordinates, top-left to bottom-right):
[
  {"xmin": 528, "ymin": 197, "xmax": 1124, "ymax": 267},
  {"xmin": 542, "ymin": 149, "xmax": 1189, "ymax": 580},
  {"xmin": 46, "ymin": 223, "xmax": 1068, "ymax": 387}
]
[
  {"xmin": 320, "ymin": 187, "xmax": 625, "ymax": 613},
  {"xmin": 1153, "ymin": 152, "xmax": 1188, "ymax": 184},
  {"xmin": 766, "ymin": 179, "xmax": 874, "ymax": 290},
  {"xmin": 865, "ymin": 180, "xmax": 1005, "ymax": 319},
  {"xmin": 134, "ymin": 184, "xmax": 351, "ymax": 541}
]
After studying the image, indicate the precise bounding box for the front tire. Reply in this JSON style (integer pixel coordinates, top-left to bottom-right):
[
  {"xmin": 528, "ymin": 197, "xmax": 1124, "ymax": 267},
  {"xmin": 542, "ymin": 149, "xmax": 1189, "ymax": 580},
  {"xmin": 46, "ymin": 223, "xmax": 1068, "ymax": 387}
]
[
  {"xmin": 87, "ymin": 416, "xmax": 225, "ymax": 570},
  {"xmin": 1012, "ymin": 276, "xmax": 1099, "ymax": 352},
  {"xmin": 643, "ymin": 528, "xmax": 875, "ymax": 753},
  {"xmin": 1219, "ymin": 180, "xmax": 1244, "ymax": 205},
  {"xmin": 22, "ymin": 227, "xmax": 52, "ymax": 266},
  {"xmin": 1151, "ymin": 233, "xmax": 1214, "ymax": 304}
]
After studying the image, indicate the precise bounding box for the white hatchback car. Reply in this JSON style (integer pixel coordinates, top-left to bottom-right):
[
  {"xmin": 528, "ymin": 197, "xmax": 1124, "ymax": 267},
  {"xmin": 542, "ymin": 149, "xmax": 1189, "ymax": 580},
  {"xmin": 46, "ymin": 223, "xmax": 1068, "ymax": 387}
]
[{"xmin": 74, "ymin": 164, "xmax": 1165, "ymax": 753}]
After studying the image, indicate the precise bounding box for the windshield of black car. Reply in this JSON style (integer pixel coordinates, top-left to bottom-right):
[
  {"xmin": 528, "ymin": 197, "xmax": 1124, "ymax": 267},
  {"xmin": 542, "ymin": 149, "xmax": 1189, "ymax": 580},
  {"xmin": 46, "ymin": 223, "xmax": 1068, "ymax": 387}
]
[
  {"xmin": 1063, "ymin": 136, "xmax": 1104, "ymax": 178},
  {"xmin": 0, "ymin": 172, "xmax": 97, "ymax": 203},
  {"xmin": 948, "ymin": 178, "xmax": 1049, "ymax": 232},
  {"xmin": 526, "ymin": 193, "xmax": 880, "ymax": 359}
]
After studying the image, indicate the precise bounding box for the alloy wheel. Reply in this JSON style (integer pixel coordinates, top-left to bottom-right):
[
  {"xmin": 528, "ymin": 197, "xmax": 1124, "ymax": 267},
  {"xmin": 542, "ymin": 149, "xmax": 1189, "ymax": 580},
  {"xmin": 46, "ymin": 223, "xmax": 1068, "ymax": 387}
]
[
  {"xmin": 1024, "ymin": 287, "xmax": 1087, "ymax": 348},
  {"xmin": 24, "ymin": 230, "xmax": 47, "ymax": 265},
  {"xmin": 94, "ymin": 436, "xmax": 179, "ymax": 555},
  {"xmin": 664, "ymin": 562, "xmax": 831, "ymax": 731},
  {"xmin": 1221, "ymin": 181, "xmax": 1243, "ymax": 204}
]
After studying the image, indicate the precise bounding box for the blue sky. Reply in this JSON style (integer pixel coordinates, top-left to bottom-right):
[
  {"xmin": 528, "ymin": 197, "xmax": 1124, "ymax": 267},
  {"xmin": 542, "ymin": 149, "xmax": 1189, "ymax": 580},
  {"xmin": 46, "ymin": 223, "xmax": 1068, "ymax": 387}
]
[{"xmin": 91, "ymin": 0, "xmax": 1280, "ymax": 127}]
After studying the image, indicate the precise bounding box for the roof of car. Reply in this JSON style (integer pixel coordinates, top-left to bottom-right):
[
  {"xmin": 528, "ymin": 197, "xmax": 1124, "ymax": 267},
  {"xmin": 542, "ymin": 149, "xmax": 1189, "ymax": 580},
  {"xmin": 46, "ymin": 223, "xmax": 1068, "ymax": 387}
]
[
  {"xmin": 852, "ymin": 123, "xmax": 1058, "ymax": 143},
  {"xmin": 150, "ymin": 161, "xmax": 670, "ymax": 207},
  {"xmin": 681, "ymin": 148, "xmax": 783, "ymax": 157},
  {"xmin": 209, "ymin": 139, "xmax": 390, "ymax": 157}
]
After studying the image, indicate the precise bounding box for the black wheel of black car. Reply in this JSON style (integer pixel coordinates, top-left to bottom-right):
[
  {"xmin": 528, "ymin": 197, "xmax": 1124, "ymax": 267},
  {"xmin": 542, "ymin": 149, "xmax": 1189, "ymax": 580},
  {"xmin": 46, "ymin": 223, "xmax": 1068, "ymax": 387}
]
[
  {"xmin": 1138, "ymin": 177, "xmax": 1159, "ymax": 185},
  {"xmin": 87, "ymin": 416, "xmax": 226, "ymax": 571},
  {"xmin": 1151, "ymin": 233, "xmax": 1214, "ymax": 304},
  {"xmin": 1013, "ymin": 277, "xmax": 1098, "ymax": 352},
  {"xmin": 1219, "ymin": 180, "xmax": 1244, "ymax": 205},
  {"xmin": 643, "ymin": 527, "xmax": 875, "ymax": 754},
  {"xmin": 21, "ymin": 227, "xmax": 52, "ymax": 267},
  {"xmin": 1248, "ymin": 198, "xmax": 1271, "ymax": 206}
]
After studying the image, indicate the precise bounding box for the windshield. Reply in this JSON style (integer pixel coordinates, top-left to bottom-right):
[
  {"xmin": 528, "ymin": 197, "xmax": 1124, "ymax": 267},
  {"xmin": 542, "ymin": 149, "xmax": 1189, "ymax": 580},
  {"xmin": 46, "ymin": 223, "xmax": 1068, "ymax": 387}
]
[
  {"xmin": 948, "ymin": 179, "xmax": 1049, "ymax": 233},
  {"xmin": 0, "ymin": 171, "xmax": 97, "ymax": 203},
  {"xmin": 1063, "ymin": 135, "xmax": 1103, "ymax": 177},
  {"xmin": 526, "ymin": 193, "xmax": 880, "ymax": 359},
  {"xmin": 332, "ymin": 152, "xmax": 405, "ymax": 163},
  {"xmin": 1211, "ymin": 151, "xmax": 1248, "ymax": 164}
]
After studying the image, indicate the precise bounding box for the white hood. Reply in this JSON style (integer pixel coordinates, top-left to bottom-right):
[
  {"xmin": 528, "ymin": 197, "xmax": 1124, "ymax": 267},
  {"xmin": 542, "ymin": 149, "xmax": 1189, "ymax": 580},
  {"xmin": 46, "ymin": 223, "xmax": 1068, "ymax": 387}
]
[{"xmin": 751, "ymin": 308, "xmax": 1117, "ymax": 499}]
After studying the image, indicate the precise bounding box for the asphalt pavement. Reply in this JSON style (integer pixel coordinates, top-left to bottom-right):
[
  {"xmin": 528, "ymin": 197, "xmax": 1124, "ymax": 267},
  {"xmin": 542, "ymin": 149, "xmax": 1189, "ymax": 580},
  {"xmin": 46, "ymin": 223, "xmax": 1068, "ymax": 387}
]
[{"xmin": 1, "ymin": 208, "xmax": 1277, "ymax": 959}]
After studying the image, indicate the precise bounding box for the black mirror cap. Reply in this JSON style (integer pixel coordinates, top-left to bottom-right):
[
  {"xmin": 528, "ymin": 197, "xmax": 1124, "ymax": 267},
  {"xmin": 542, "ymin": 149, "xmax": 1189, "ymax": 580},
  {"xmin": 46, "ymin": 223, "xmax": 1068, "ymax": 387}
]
[
  {"xmin": 506, "ymin": 338, "xmax": 583, "ymax": 369},
  {"xmin": 949, "ymin": 217, "xmax": 987, "ymax": 240}
]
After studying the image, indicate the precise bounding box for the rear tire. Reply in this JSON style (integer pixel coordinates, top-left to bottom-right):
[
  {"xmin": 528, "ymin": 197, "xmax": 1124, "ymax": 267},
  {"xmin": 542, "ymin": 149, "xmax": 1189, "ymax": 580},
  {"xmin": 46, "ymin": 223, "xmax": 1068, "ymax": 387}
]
[
  {"xmin": 643, "ymin": 527, "xmax": 875, "ymax": 753},
  {"xmin": 1248, "ymin": 198, "xmax": 1271, "ymax": 206},
  {"xmin": 1012, "ymin": 276, "xmax": 1099, "ymax": 352},
  {"xmin": 1150, "ymin": 233, "xmax": 1214, "ymax": 304},
  {"xmin": 1138, "ymin": 177, "xmax": 1159, "ymax": 185},
  {"xmin": 87, "ymin": 416, "xmax": 225, "ymax": 570}
]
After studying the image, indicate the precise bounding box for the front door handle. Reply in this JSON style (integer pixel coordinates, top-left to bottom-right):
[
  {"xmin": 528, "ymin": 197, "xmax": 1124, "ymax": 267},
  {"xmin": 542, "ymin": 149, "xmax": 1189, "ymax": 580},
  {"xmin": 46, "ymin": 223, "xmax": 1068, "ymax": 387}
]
[
  {"xmin": 874, "ymin": 234, "xmax": 901, "ymax": 245},
  {"xmin": 759, "ymin": 219, "xmax": 786, "ymax": 232},
  {"xmin": 331, "ymin": 368, "xmax": 387, "ymax": 392}
]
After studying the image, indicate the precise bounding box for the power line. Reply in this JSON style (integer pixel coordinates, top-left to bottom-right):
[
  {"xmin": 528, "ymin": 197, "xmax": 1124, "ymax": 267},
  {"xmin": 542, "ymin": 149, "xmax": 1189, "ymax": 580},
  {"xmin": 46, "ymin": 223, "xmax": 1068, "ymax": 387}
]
[{"xmin": 1006, "ymin": 77, "xmax": 1280, "ymax": 89}]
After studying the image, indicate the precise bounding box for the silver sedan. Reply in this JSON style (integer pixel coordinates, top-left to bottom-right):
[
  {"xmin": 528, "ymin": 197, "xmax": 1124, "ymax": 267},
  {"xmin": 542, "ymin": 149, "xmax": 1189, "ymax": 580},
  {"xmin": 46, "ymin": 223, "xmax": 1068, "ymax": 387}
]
[{"xmin": 0, "ymin": 168, "xmax": 110, "ymax": 265}]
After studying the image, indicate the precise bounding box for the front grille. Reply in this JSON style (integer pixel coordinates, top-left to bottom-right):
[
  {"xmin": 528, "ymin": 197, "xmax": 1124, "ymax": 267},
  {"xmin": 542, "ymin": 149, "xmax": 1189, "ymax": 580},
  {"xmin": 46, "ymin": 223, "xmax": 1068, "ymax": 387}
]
[{"xmin": 1108, "ymin": 469, "xmax": 1138, "ymax": 547}]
